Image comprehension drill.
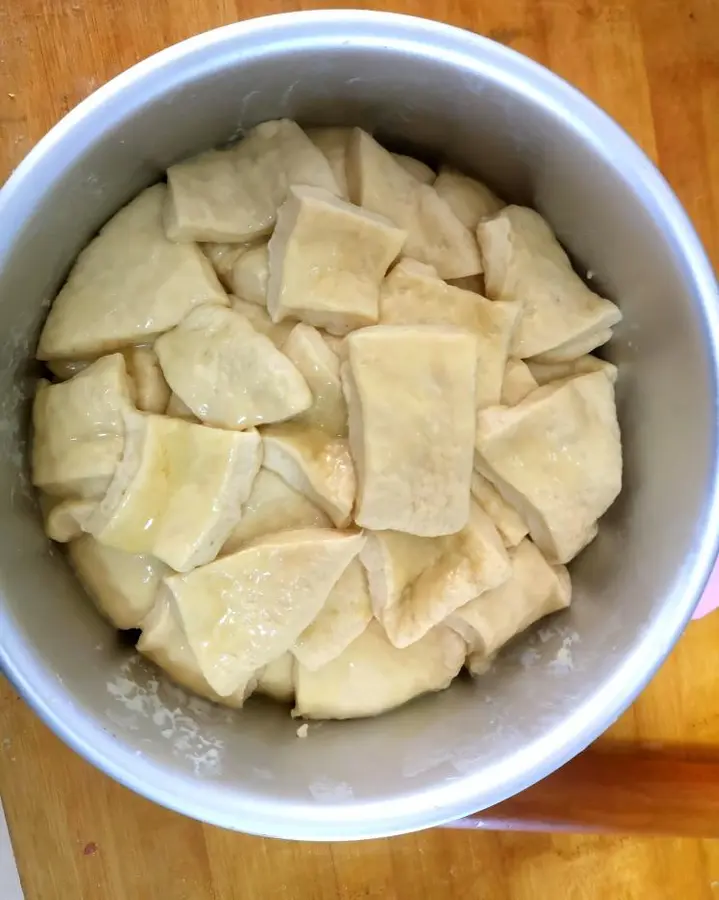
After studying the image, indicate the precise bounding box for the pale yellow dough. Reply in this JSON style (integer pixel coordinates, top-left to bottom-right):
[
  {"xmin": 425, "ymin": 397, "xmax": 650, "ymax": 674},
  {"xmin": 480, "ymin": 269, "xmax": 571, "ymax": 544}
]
[
  {"xmin": 501, "ymin": 358, "xmax": 538, "ymax": 406},
  {"xmin": 527, "ymin": 355, "xmax": 618, "ymax": 386},
  {"xmin": 282, "ymin": 324, "xmax": 348, "ymax": 437},
  {"xmin": 433, "ymin": 165, "xmax": 504, "ymax": 229}
]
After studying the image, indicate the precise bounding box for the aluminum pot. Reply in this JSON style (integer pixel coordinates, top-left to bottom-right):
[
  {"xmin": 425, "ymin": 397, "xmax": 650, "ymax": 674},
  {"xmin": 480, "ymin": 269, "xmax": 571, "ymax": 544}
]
[{"xmin": 0, "ymin": 11, "xmax": 718, "ymax": 841}]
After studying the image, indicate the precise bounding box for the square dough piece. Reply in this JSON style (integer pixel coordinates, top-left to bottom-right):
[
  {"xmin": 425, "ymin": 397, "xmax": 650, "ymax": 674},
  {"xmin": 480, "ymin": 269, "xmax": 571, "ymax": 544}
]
[
  {"xmin": 267, "ymin": 185, "xmax": 406, "ymax": 336},
  {"xmin": 477, "ymin": 206, "xmax": 622, "ymax": 360},
  {"xmin": 37, "ymin": 185, "xmax": 227, "ymax": 360},
  {"xmin": 433, "ymin": 166, "xmax": 505, "ymax": 229},
  {"xmin": 379, "ymin": 259, "xmax": 519, "ymax": 409},
  {"xmin": 282, "ymin": 324, "xmax": 348, "ymax": 437},
  {"xmin": 88, "ymin": 412, "xmax": 262, "ymax": 572},
  {"xmin": 347, "ymin": 129, "xmax": 482, "ymax": 279},
  {"xmin": 293, "ymin": 621, "xmax": 466, "ymax": 720},
  {"xmin": 154, "ymin": 305, "xmax": 312, "ymax": 430},
  {"xmin": 345, "ymin": 325, "xmax": 477, "ymax": 536},
  {"xmin": 475, "ymin": 371, "xmax": 622, "ymax": 564},
  {"xmin": 164, "ymin": 119, "xmax": 340, "ymax": 242},
  {"xmin": 32, "ymin": 354, "xmax": 134, "ymax": 499},
  {"xmin": 162, "ymin": 528, "xmax": 365, "ymax": 696}
]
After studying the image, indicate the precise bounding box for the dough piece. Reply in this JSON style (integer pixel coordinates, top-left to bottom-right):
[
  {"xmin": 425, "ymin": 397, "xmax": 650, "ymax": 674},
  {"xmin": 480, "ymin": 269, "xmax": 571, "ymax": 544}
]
[
  {"xmin": 124, "ymin": 346, "xmax": 171, "ymax": 414},
  {"xmin": 32, "ymin": 354, "xmax": 134, "ymax": 499},
  {"xmin": 221, "ymin": 468, "xmax": 331, "ymax": 555},
  {"xmin": 201, "ymin": 242, "xmax": 249, "ymax": 287},
  {"xmin": 267, "ymin": 185, "xmax": 406, "ymax": 336},
  {"xmin": 69, "ymin": 535, "xmax": 170, "ymax": 629},
  {"xmin": 88, "ymin": 413, "xmax": 262, "ymax": 572},
  {"xmin": 447, "ymin": 538, "xmax": 571, "ymax": 669},
  {"xmin": 293, "ymin": 559, "xmax": 373, "ymax": 670},
  {"xmin": 433, "ymin": 166, "xmax": 504, "ymax": 229},
  {"xmin": 293, "ymin": 621, "xmax": 465, "ymax": 720},
  {"xmin": 229, "ymin": 296, "xmax": 295, "ymax": 347},
  {"xmin": 227, "ymin": 243, "xmax": 269, "ymax": 306},
  {"xmin": 282, "ymin": 324, "xmax": 347, "ymax": 437},
  {"xmin": 165, "ymin": 392, "xmax": 199, "ymax": 422},
  {"xmin": 37, "ymin": 185, "xmax": 227, "ymax": 360},
  {"xmin": 475, "ymin": 372, "xmax": 622, "ymax": 564},
  {"xmin": 155, "ymin": 305, "xmax": 312, "ymax": 430},
  {"xmin": 165, "ymin": 119, "xmax": 340, "ymax": 242},
  {"xmin": 345, "ymin": 325, "xmax": 477, "ymax": 536},
  {"xmin": 501, "ymin": 359, "xmax": 538, "ymax": 406},
  {"xmin": 138, "ymin": 595, "xmax": 256, "ymax": 708},
  {"xmin": 477, "ymin": 206, "xmax": 622, "ymax": 359},
  {"xmin": 470, "ymin": 471, "xmax": 528, "ymax": 548},
  {"xmin": 361, "ymin": 502, "xmax": 511, "ymax": 648},
  {"xmin": 346, "ymin": 129, "xmax": 482, "ymax": 278},
  {"xmin": 379, "ymin": 259, "xmax": 518, "ymax": 408},
  {"xmin": 530, "ymin": 328, "xmax": 614, "ymax": 364},
  {"xmin": 261, "ymin": 424, "xmax": 356, "ymax": 528},
  {"xmin": 161, "ymin": 528, "xmax": 364, "ymax": 696},
  {"xmin": 46, "ymin": 359, "xmax": 92, "ymax": 381},
  {"xmin": 528, "ymin": 355, "xmax": 618, "ymax": 386},
  {"xmin": 392, "ymin": 154, "xmax": 435, "ymax": 184},
  {"xmin": 42, "ymin": 496, "xmax": 95, "ymax": 542},
  {"xmin": 306, "ymin": 127, "xmax": 351, "ymax": 198},
  {"xmin": 256, "ymin": 653, "xmax": 295, "ymax": 703}
]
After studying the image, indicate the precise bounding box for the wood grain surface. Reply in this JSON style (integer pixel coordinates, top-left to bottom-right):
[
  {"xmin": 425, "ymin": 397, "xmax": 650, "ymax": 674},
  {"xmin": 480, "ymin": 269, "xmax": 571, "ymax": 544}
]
[{"xmin": 2, "ymin": 0, "xmax": 719, "ymax": 897}]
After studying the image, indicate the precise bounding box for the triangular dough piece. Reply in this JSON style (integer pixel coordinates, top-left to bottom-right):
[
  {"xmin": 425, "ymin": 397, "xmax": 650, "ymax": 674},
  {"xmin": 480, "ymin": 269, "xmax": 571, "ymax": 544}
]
[
  {"xmin": 32, "ymin": 354, "xmax": 134, "ymax": 498},
  {"xmin": 138, "ymin": 595, "xmax": 256, "ymax": 708},
  {"xmin": 37, "ymin": 185, "xmax": 227, "ymax": 359},
  {"xmin": 227, "ymin": 243, "xmax": 269, "ymax": 306},
  {"xmin": 470, "ymin": 471, "xmax": 528, "ymax": 549},
  {"xmin": 306, "ymin": 127, "xmax": 351, "ymax": 199},
  {"xmin": 261, "ymin": 424, "xmax": 356, "ymax": 528},
  {"xmin": 293, "ymin": 621, "xmax": 465, "ymax": 720},
  {"xmin": 155, "ymin": 305, "xmax": 311, "ymax": 430},
  {"xmin": 162, "ymin": 528, "xmax": 365, "ymax": 696},
  {"xmin": 88, "ymin": 412, "xmax": 262, "ymax": 571},
  {"xmin": 361, "ymin": 502, "xmax": 511, "ymax": 648},
  {"xmin": 529, "ymin": 328, "xmax": 613, "ymax": 364},
  {"xmin": 433, "ymin": 165, "xmax": 505, "ymax": 229},
  {"xmin": 477, "ymin": 206, "xmax": 622, "ymax": 359},
  {"xmin": 267, "ymin": 186, "xmax": 406, "ymax": 335},
  {"xmin": 69, "ymin": 535, "xmax": 170, "ymax": 629},
  {"xmin": 475, "ymin": 372, "xmax": 622, "ymax": 563},
  {"xmin": 501, "ymin": 358, "xmax": 538, "ymax": 406},
  {"xmin": 42, "ymin": 496, "xmax": 96, "ymax": 542},
  {"xmin": 221, "ymin": 468, "xmax": 331, "ymax": 555},
  {"xmin": 346, "ymin": 129, "xmax": 482, "ymax": 278},
  {"xmin": 293, "ymin": 559, "xmax": 373, "ymax": 670},
  {"xmin": 201, "ymin": 241, "xmax": 250, "ymax": 287},
  {"xmin": 165, "ymin": 119, "xmax": 340, "ymax": 242},
  {"xmin": 229, "ymin": 296, "xmax": 295, "ymax": 347},
  {"xmin": 379, "ymin": 259, "xmax": 518, "ymax": 408},
  {"xmin": 393, "ymin": 154, "xmax": 435, "ymax": 184},
  {"xmin": 282, "ymin": 324, "xmax": 348, "ymax": 437},
  {"xmin": 124, "ymin": 346, "xmax": 171, "ymax": 414},
  {"xmin": 345, "ymin": 325, "xmax": 477, "ymax": 536},
  {"xmin": 447, "ymin": 539, "xmax": 571, "ymax": 670},
  {"xmin": 528, "ymin": 355, "xmax": 618, "ymax": 386},
  {"xmin": 256, "ymin": 653, "xmax": 295, "ymax": 703}
]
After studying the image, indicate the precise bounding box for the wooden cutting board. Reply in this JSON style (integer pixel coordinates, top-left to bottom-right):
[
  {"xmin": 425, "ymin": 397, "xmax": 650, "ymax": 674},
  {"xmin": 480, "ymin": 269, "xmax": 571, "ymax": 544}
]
[{"xmin": 2, "ymin": 0, "xmax": 719, "ymax": 897}]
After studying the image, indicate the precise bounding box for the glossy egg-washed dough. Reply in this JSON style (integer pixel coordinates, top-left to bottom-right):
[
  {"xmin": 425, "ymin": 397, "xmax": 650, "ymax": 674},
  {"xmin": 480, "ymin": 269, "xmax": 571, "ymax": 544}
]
[{"xmin": 31, "ymin": 119, "xmax": 623, "ymax": 721}]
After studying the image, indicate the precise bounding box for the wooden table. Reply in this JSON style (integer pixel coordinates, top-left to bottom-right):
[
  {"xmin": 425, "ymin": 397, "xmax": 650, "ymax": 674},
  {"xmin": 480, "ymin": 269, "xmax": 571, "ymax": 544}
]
[{"xmin": 2, "ymin": 0, "xmax": 719, "ymax": 897}]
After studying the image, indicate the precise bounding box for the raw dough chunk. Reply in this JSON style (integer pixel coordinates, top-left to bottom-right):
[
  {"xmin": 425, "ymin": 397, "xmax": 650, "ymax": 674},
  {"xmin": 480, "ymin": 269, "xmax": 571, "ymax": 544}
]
[
  {"xmin": 32, "ymin": 354, "xmax": 134, "ymax": 498},
  {"xmin": 42, "ymin": 496, "xmax": 95, "ymax": 542},
  {"xmin": 347, "ymin": 129, "xmax": 482, "ymax": 278},
  {"xmin": 88, "ymin": 413, "xmax": 262, "ymax": 571},
  {"xmin": 475, "ymin": 372, "xmax": 622, "ymax": 563},
  {"xmin": 306, "ymin": 127, "xmax": 351, "ymax": 198},
  {"xmin": 470, "ymin": 471, "xmax": 528, "ymax": 548},
  {"xmin": 201, "ymin": 242, "xmax": 249, "ymax": 286},
  {"xmin": 165, "ymin": 392, "xmax": 199, "ymax": 422},
  {"xmin": 447, "ymin": 538, "xmax": 571, "ymax": 670},
  {"xmin": 477, "ymin": 206, "xmax": 622, "ymax": 359},
  {"xmin": 165, "ymin": 119, "xmax": 340, "ymax": 242},
  {"xmin": 361, "ymin": 502, "xmax": 511, "ymax": 648},
  {"xmin": 161, "ymin": 528, "xmax": 364, "ymax": 696},
  {"xmin": 229, "ymin": 296, "xmax": 295, "ymax": 347},
  {"xmin": 282, "ymin": 324, "xmax": 347, "ymax": 437},
  {"xmin": 393, "ymin": 154, "xmax": 435, "ymax": 184},
  {"xmin": 379, "ymin": 259, "xmax": 518, "ymax": 408},
  {"xmin": 69, "ymin": 535, "xmax": 170, "ymax": 629},
  {"xmin": 293, "ymin": 559, "xmax": 373, "ymax": 669},
  {"xmin": 345, "ymin": 325, "xmax": 477, "ymax": 536},
  {"xmin": 267, "ymin": 185, "xmax": 406, "ymax": 335},
  {"xmin": 46, "ymin": 359, "xmax": 92, "ymax": 381},
  {"xmin": 221, "ymin": 468, "xmax": 331, "ymax": 555},
  {"xmin": 529, "ymin": 328, "xmax": 614, "ymax": 364},
  {"xmin": 124, "ymin": 346, "xmax": 171, "ymax": 414},
  {"xmin": 528, "ymin": 355, "xmax": 618, "ymax": 386},
  {"xmin": 155, "ymin": 305, "xmax": 312, "ymax": 430},
  {"xmin": 433, "ymin": 166, "xmax": 504, "ymax": 229},
  {"xmin": 256, "ymin": 653, "xmax": 295, "ymax": 703},
  {"xmin": 138, "ymin": 595, "xmax": 256, "ymax": 707},
  {"xmin": 501, "ymin": 359, "xmax": 538, "ymax": 406},
  {"xmin": 37, "ymin": 185, "xmax": 227, "ymax": 360},
  {"xmin": 293, "ymin": 621, "xmax": 465, "ymax": 719},
  {"xmin": 227, "ymin": 243, "xmax": 269, "ymax": 306},
  {"xmin": 261, "ymin": 424, "xmax": 356, "ymax": 528}
]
